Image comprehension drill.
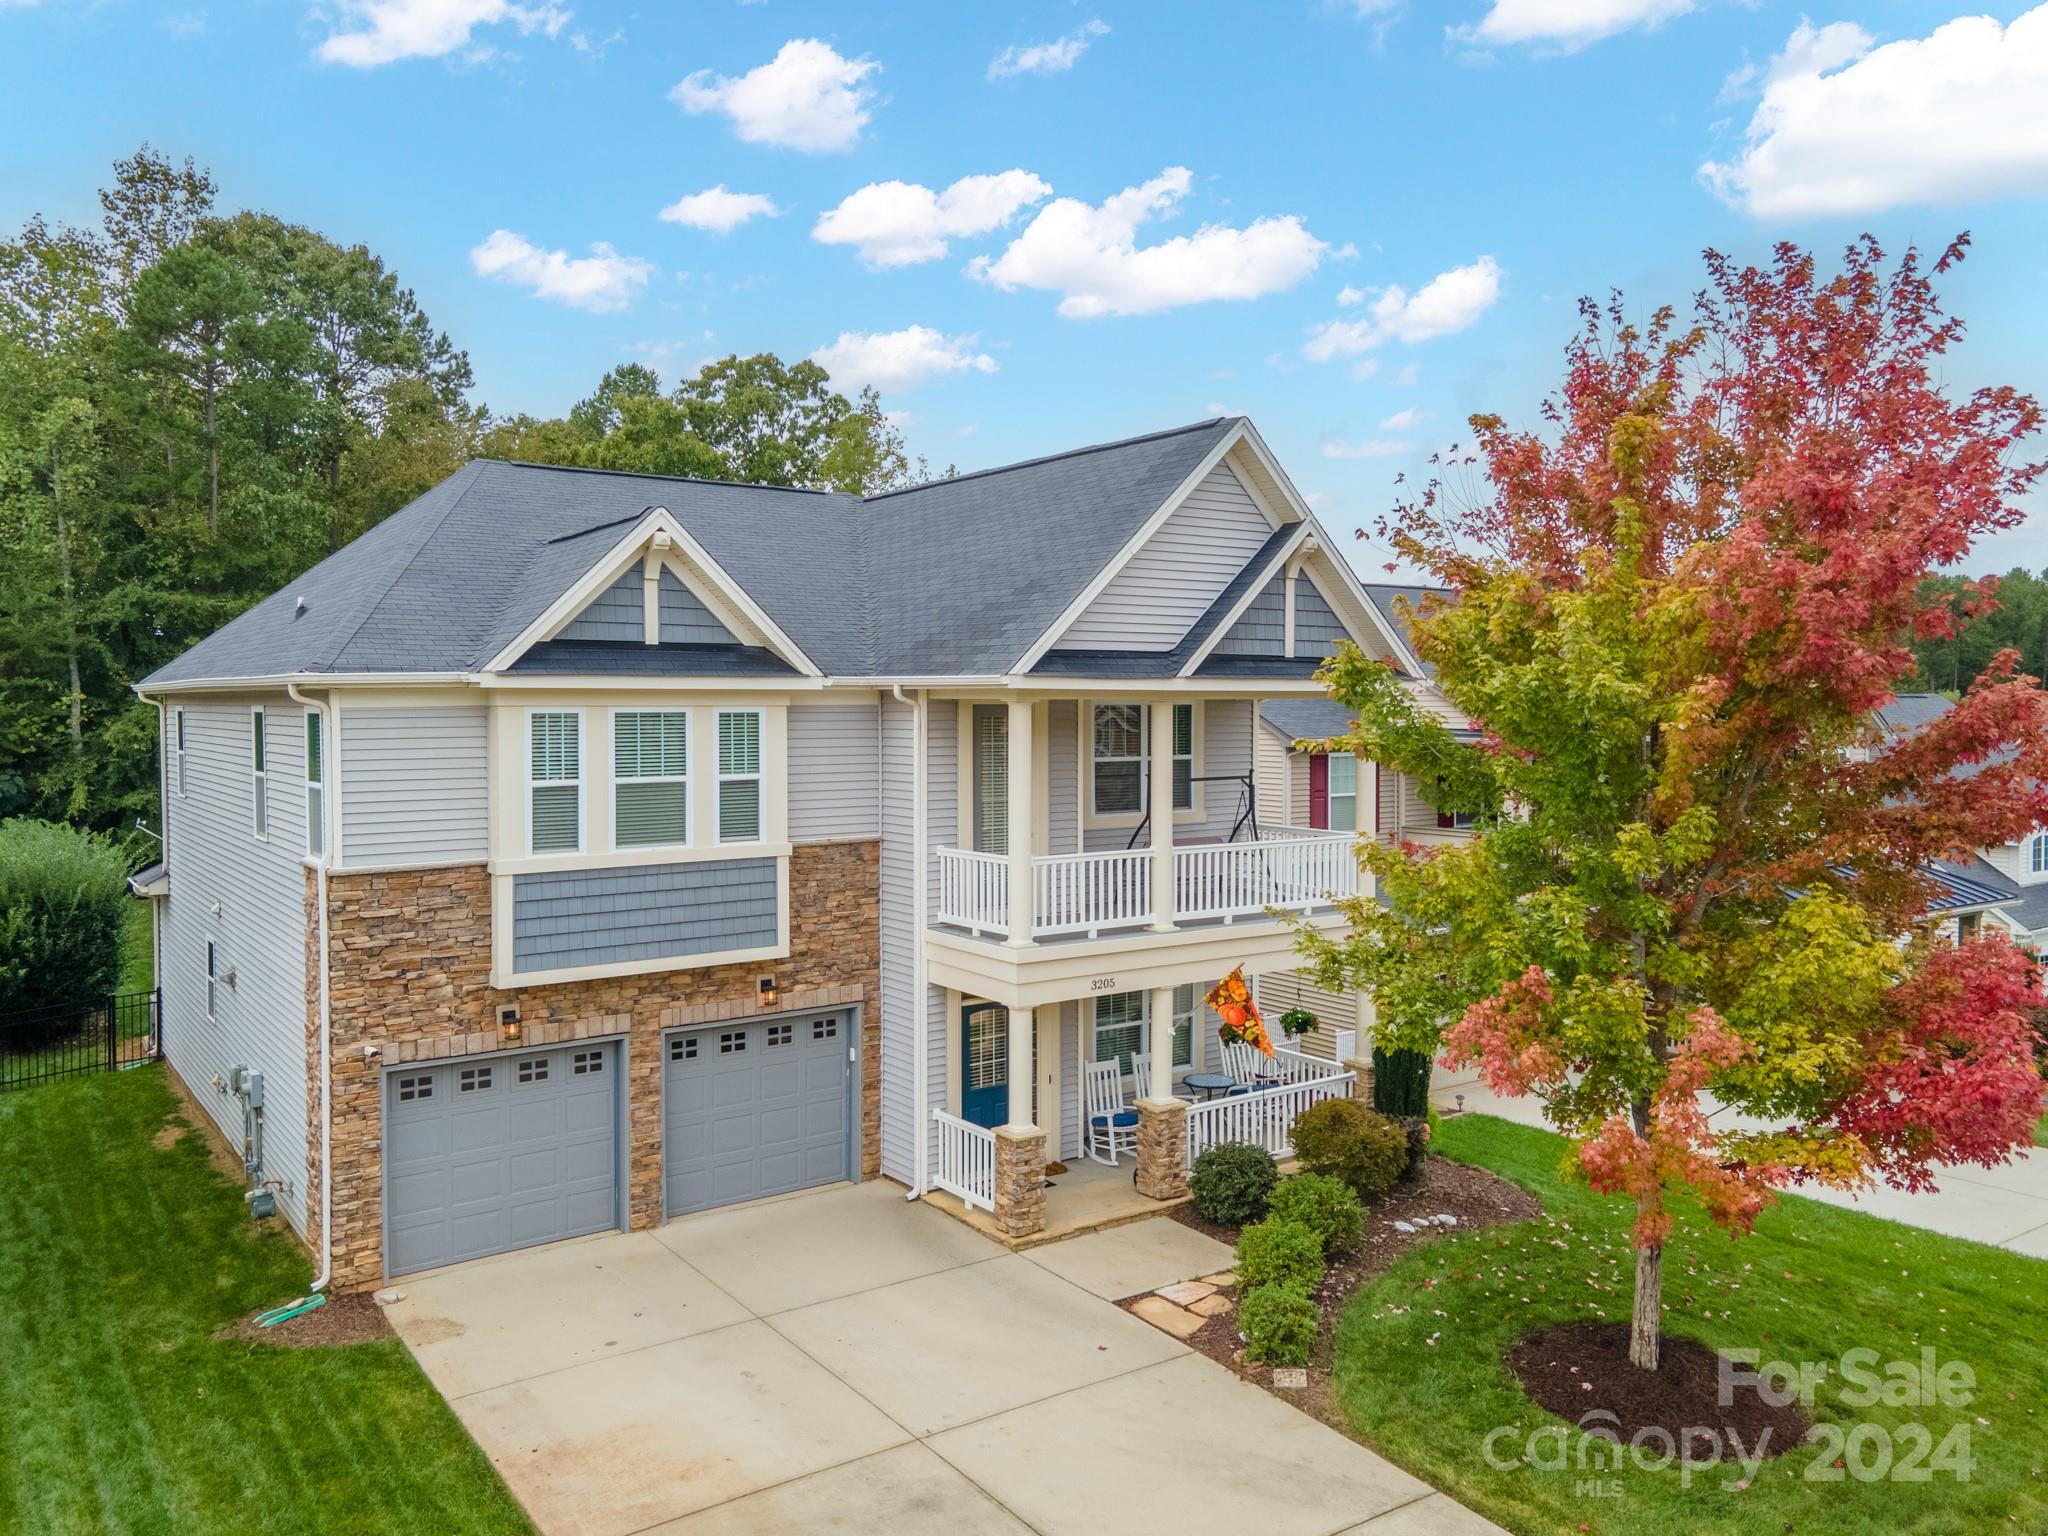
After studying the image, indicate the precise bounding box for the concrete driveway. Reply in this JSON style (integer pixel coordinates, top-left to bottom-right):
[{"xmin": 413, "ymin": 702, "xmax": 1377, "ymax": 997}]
[
  {"xmin": 385, "ymin": 1181, "xmax": 1501, "ymax": 1536},
  {"xmin": 1437, "ymin": 1083, "xmax": 2048, "ymax": 1258}
]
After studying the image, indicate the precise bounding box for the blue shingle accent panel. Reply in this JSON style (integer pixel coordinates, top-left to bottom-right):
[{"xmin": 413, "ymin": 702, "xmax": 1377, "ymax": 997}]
[
  {"xmin": 559, "ymin": 563, "xmax": 644, "ymax": 643},
  {"xmin": 512, "ymin": 857, "xmax": 778, "ymax": 972},
  {"xmin": 659, "ymin": 568, "xmax": 738, "ymax": 645},
  {"xmin": 1214, "ymin": 575, "xmax": 1284, "ymax": 656}
]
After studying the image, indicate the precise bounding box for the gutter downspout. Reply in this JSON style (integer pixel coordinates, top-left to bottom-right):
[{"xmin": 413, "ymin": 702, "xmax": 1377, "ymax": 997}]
[
  {"xmin": 892, "ymin": 685, "xmax": 930, "ymax": 1199},
  {"xmin": 287, "ymin": 682, "xmax": 333, "ymax": 1293}
]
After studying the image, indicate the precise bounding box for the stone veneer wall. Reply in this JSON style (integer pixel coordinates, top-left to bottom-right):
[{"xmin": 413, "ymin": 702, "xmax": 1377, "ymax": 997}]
[{"xmin": 304, "ymin": 839, "xmax": 880, "ymax": 1290}]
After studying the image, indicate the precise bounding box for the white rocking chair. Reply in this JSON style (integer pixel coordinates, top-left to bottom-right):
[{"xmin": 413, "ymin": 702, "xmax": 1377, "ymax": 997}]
[{"xmin": 1083, "ymin": 1059, "xmax": 1139, "ymax": 1166}]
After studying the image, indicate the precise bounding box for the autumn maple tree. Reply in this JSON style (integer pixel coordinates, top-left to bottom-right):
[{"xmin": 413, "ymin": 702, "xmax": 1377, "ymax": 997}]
[{"xmin": 1301, "ymin": 237, "xmax": 2048, "ymax": 1372}]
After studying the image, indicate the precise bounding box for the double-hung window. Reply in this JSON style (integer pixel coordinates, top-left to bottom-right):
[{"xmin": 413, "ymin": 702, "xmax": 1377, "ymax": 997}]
[
  {"xmin": 174, "ymin": 709, "xmax": 188, "ymax": 797},
  {"xmin": 205, "ymin": 941, "xmax": 218, "ymax": 1021},
  {"xmin": 304, "ymin": 711, "xmax": 324, "ymax": 857},
  {"xmin": 529, "ymin": 711, "xmax": 583, "ymax": 853},
  {"xmin": 1326, "ymin": 754, "xmax": 1357, "ymax": 832},
  {"xmin": 1092, "ymin": 984, "xmax": 1197, "ymax": 1081},
  {"xmin": 614, "ymin": 710, "xmax": 688, "ymax": 848},
  {"xmin": 250, "ymin": 708, "xmax": 268, "ymax": 839},
  {"xmin": 716, "ymin": 709, "xmax": 762, "ymax": 843},
  {"xmin": 1090, "ymin": 703, "xmax": 1193, "ymax": 817},
  {"xmin": 2032, "ymin": 833, "xmax": 2048, "ymax": 876},
  {"xmin": 1432, "ymin": 775, "xmax": 1478, "ymax": 831}
]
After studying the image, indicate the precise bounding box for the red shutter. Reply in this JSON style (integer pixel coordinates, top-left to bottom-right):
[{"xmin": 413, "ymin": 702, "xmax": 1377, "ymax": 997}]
[{"xmin": 1308, "ymin": 753, "xmax": 1328, "ymax": 829}]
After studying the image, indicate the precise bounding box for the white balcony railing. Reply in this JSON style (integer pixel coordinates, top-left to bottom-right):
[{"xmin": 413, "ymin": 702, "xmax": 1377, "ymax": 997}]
[
  {"xmin": 936, "ymin": 833, "xmax": 1356, "ymax": 942},
  {"xmin": 931, "ymin": 1109, "xmax": 996, "ymax": 1211},
  {"xmin": 1185, "ymin": 1058, "xmax": 1355, "ymax": 1165}
]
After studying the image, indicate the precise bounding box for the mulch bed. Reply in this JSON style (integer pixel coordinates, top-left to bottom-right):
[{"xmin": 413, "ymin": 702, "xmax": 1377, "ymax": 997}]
[
  {"xmin": 1141, "ymin": 1152, "xmax": 1542, "ymax": 1436},
  {"xmin": 1504, "ymin": 1322, "xmax": 1810, "ymax": 1458},
  {"xmin": 219, "ymin": 1292, "xmax": 392, "ymax": 1349}
]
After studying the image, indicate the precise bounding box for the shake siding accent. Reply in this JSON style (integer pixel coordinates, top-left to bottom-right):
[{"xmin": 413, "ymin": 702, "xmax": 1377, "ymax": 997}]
[
  {"xmin": 339, "ymin": 706, "xmax": 489, "ymax": 866},
  {"xmin": 1055, "ymin": 461, "xmax": 1277, "ymax": 651},
  {"xmin": 510, "ymin": 857, "xmax": 777, "ymax": 972},
  {"xmin": 1295, "ymin": 573, "xmax": 1351, "ymax": 652},
  {"xmin": 1046, "ymin": 700, "xmax": 1080, "ymax": 854},
  {"xmin": 559, "ymin": 563, "xmax": 643, "ymax": 643},
  {"xmin": 1255, "ymin": 726, "xmax": 1292, "ymax": 827},
  {"xmin": 158, "ymin": 695, "xmax": 312, "ymax": 1237},
  {"xmin": 787, "ymin": 699, "xmax": 880, "ymax": 842},
  {"xmin": 877, "ymin": 698, "xmax": 917, "ymax": 1184},
  {"xmin": 923, "ymin": 704, "xmax": 957, "ymax": 1174},
  {"xmin": 659, "ymin": 568, "xmax": 738, "ymax": 646},
  {"xmin": 1214, "ymin": 575, "xmax": 1285, "ymax": 656}
]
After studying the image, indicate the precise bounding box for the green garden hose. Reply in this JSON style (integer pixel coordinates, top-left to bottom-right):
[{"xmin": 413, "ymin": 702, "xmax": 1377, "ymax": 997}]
[{"xmin": 255, "ymin": 1293, "xmax": 327, "ymax": 1328}]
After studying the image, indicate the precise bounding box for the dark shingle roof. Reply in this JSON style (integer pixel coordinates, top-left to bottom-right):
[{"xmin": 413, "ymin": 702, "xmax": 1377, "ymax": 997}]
[
  {"xmin": 508, "ymin": 640, "xmax": 800, "ymax": 677},
  {"xmin": 1875, "ymin": 692, "xmax": 1954, "ymax": 739},
  {"xmin": 1925, "ymin": 856, "xmax": 2022, "ymax": 916},
  {"xmin": 1260, "ymin": 699, "xmax": 1356, "ymax": 742},
  {"xmin": 1361, "ymin": 583, "xmax": 1449, "ymax": 677},
  {"xmin": 142, "ymin": 418, "xmax": 1243, "ymax": 687}
]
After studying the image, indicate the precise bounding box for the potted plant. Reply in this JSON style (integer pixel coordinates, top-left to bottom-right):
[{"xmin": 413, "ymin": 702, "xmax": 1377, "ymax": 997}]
[{"xmin": 1277, "ymin": 1006, "xmax": 1318, "ymax": 1039}]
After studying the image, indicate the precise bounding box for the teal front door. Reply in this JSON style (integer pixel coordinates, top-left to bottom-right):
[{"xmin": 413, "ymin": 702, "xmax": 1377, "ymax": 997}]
[{"xmin": 961, "ymin": 1003, "xmax": 1007, "ymax": 1129}]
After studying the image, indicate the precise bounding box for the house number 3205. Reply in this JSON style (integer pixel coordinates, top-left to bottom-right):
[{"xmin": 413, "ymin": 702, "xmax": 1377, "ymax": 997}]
[{"xmin": 1088, "ymin": 977, "xmax": 1118, "ymax": 992}]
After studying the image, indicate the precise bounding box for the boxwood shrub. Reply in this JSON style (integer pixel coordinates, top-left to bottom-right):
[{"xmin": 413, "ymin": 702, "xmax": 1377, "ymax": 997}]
[
  {"xmin": 1239, "ymin": 1282, "xmax": 1318, "ymax": 1366},
  {"xmin": 1289, "ymin": 1098, "xmax": 1409, "ymax": 1202},
  {"xmin": 1234, "ymin": 1217, "xmax": 1324, "ymax": 1295},
  {"xmin": 1266, "ymin": 1172, "xmax": 1364, "ymax": 1256},
  {"xmin": 1189, "ymin": 1141, "xmax": 1277, "ymax": 1225}
]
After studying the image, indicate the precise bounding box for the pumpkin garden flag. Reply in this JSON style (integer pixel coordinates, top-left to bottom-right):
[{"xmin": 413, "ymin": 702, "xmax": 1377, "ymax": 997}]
[{"xmin": 1205, "ymin": 967, "xmax": 1273, "ymax": 1056}]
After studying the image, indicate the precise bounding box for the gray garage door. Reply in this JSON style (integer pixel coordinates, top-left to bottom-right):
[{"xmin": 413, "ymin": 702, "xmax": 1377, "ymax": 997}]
[
  {"xmin": 384, "ymin": 1043, "xmax": 620, "ymax": 1277},
  {"xmin": 664, "ymin": 1011, "xmax": 852, "ymax": 1216}
]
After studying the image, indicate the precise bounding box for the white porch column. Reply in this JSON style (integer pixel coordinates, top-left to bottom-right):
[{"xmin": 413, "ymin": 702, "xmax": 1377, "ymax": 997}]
[
  {"xmin": 1148, "ymin": 986, "xmax": 1175, "ymax": 1102},
  {"xmin": 1005, "ymin": 698, "xmax": 1036, "ymax": 947},
  {"xmin": 1147, "ymin": 699, "xmax": 1176, "ymax": 933},
  {"xmin": 1006, "ymin": 1005, "xmax": 1036, "ymax": 1129}
]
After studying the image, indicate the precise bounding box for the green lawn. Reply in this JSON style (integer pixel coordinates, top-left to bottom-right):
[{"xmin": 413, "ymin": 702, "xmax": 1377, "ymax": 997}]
[
  {"xmin": 117, "ymin": 899, "xmax": 154, "ymax": 996},
  {"xmin": 0, "ymin": 1066, "xmax": 533, "ymax": 1536},
  {"xmin": 2034, "ymin": 1113, "xmax": 2046, "ymax": 1150},
  {"xmin": 1333, "ymin": 1115, "xmax": 2048, "ymax": 1536}
]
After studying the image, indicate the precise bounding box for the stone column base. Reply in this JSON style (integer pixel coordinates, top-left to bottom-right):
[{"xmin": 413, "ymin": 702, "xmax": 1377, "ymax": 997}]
[
  {"xmin": 1134, "ymin": 1097, "xmax": 1190, "ymax": 1201},
  {"xmin": 992, "ymin": 1125, "xmax": 1047, "ymax": 1238},
  {"xmin": 1344, "ymin": 1057, "xmax": 1376, "ymax": 1108}
]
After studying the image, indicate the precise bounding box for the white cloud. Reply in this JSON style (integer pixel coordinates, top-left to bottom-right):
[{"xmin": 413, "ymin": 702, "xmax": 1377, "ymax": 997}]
[
  {"xmin": 1700, "ymin": 10, "xmax": 2048, "ymax": 218},
  {"xmin": 813, "ymin": 171, "xmax": 1051, "ymax": 268},
  {"xmin": 1394, "ymin": 362, "xmax": 1421, "ymax": 387},
  {"xmin": 1304, "ymin": 256, "xmax": 1503, "ymax": 361},
  {"xmin": 670, "ymin": 38, "xmax": 879, "ymax": 153},
  {"xmin": 1320, "ymin": 435, "xmax": 1413, "ymax": 460},
  {"xmin": 658, "ymin": 186, "xmax": 782, "ymax": 235},
  {"xmin": 988, "ymin": 18, "xmax": 1109, "ymax": 79},
  {"xmin": 1336, "ymin": 284, "xmax": 1368, "ymax": 306},
  {"xmin": 470, "ymin": 229, "xmax": 653, "ymax": 312},
  {"xmin": 1378, "ymin": 407, "xmax": 1432, "ymax": 431},
  {"xmin": 317, "ymin": 0, "xmax": 569, "ymax": 66},
  {"xmin": 968, "ymin": 167, "xmax": 1326, "ymax": 319},
  {"xmin": 810, "ymin": 325, "xmax": 998, "ymax": 394},
  {"xmin": 1450, "ymin": 0, "xmax": 1691, "ymax": 53}
]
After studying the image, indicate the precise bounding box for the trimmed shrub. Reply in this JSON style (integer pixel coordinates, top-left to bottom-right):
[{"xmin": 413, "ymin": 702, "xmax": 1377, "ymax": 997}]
[
  {"xmin": 1372, "ymin": 1046, "xmax": 1433, "ymax": 1117},
  {"xmin": 1239, "ymin": 1282, "xmax": 1319, "ymax": 1366},
  {"xmin": 1290, "ymin": 1098, "xmax": 1409, "ymax": 1202},
  {"xmin": 1235, "ymin": 1217, "xmax": 1325, "ymax": 1295},
  {"xmin": 1190, "ymin": 1141, "xmax": 1278, "ymax": 1226},
  {"xmin": 1266, "ymin": 1172, "xmax": 1363, "ymax": 1256},
  {"xmin": 0, "ymin": 818, "xmax": 130, "ymax": 1025}
]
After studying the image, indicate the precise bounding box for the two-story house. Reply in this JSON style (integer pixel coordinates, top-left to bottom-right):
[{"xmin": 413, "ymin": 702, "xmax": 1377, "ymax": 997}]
[{"xmin": 135, "ymin": 416, "xmax": 1428, "ymax": 1288}]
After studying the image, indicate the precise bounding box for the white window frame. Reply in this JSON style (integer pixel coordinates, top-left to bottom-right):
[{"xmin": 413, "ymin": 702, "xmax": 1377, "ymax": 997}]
[
  {"xmin": 205, "ymin": 939, "xmax": 218, "ymax": 1022},
  {"xmin": 715, "ymin": 708, "xmax": 763, "ymax": 845},
  {"xmin": 611, "ymin": 707, "xmax": 690, "ymax": 850},
  {"xmin": 1327, "ymin": 753, "xmax": 1358, "ymax": 833},
  {"xmin": 249, "ymin": 706, "xmax": 268, "ymax": 841},
  {"xmin": 1085, "ymin": 701, "xmax": 1200, "ymax": 826},
  {"xmin": 174, "ymin": 708, "xmax": 188, "ymax": 798},
  {"xmin": 1091, "ymin": 985, "xmax": 1196, "ymax": 1084},
  {"xmin": 2031, "ymin": 832, "xmax": 2048, "ymax": 877},
  {"xmin": 527, "ymin": 708, "xmax": 585, "ymax": 855},
  {"xmin": 304, "ymin": 710, "xmax": 324, "ymax": 858}
]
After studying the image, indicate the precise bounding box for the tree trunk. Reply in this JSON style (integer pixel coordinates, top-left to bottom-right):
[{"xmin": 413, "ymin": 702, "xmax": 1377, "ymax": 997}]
[
  {"xmin": 1630, "ymin": 1209, "xmax": 1663, "ymax": 1371},
  {"xmin": 205, "ymin": 388, "xmax": 218, "ymax": 537}
]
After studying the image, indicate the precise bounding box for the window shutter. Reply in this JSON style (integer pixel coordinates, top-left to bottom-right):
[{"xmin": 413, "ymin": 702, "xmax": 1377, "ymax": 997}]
[
  {"xmin": 974, "ymin": 706, "xmax": 1008, "ymax": 854},
  {"xmin": 1308, "ymin": 753, "xmax": 1329, "ymax": 829},
  {"xmin": 717, "ymin": 710, "xmax": 762, "ymax": 841}
]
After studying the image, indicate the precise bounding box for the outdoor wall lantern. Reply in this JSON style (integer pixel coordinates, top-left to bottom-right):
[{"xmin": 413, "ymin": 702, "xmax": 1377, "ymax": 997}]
[{"xmin": 758, "ymin": 976, "xmax": 779, "ymax": 1008}]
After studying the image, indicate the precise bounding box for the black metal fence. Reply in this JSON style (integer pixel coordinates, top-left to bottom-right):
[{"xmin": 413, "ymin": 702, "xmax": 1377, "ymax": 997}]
[{"xmin": 0, "ymin": 990, "xmax": 160, "ymax": 1092}]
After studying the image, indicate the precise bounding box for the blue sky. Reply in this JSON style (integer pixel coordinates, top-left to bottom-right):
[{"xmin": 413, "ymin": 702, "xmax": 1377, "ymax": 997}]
[{"xmin": 5, "ymin": 0, "xmax": 2048, "ymax": 579}]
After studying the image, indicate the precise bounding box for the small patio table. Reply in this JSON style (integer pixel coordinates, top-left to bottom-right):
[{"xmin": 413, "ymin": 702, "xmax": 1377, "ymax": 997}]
[{"xmin": 1182, "ymin": 1072, "xmax": 1237, "ymax": 1101}]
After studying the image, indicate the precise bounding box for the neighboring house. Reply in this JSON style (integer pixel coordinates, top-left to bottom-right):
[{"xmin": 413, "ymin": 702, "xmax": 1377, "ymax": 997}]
[{"xmin": 136, "ymin": 416, "xmax": 1429, "ymax": 1284}]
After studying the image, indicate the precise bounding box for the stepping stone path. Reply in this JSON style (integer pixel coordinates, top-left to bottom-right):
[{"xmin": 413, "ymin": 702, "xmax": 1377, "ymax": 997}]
[{"xmin": 1129, "ymin": 1276, "xmax": 1233, "ymax": 1339}]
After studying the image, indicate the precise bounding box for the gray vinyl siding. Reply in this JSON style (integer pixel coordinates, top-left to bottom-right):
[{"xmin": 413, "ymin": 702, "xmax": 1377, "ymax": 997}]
[
  {"xmin": 339, "ymin": 705, "xmax": 489, "ymax": 866},
  {"xmin": 659, "ymin": 568, "xmax": 738, "ymax": 646},
  {"xmin": 787, "ymin": 699, "xmax": 880, "ymax": 842},
  {"xmin": 1214, "ymin": 575, "xmax": 1284, "ymax": 656},
  {"xmin": 923, "ymin": 704, "xmax": 957, "ymax": 1176},
  {"xmin": 158, "ymin": 694, "xmax": 313, "ymax": 1238},
  {"xmin": 1079, "ymin": 698, "xmax": 1255, "ymax": 852},
  {"xmin": 877, "ymin": 697, "xmax": 918, "ymax": 1184},
  {"xmin": 560, "ymin": 564, "xmax": 643, "ymax": 643},
  {"xmin": 1056, "ymin": 461, "xmax": 1276, "ymax": 651},
  {"xmin": 510, "ymin": 857, "xmax": 777, "ymax": 972},
  {"xmin": 1046, "ymin": 700, "xmax": 1080, "ymax": 855},
  {"xmin": 1059, "ymin": 1000, "xmax": 1081, "ymax": 1161},
  {"xmin": 1378, "ymin": 762, "xmax": 1401, "ymax": 842},
  {"xmin": 1255, "ymin": 725, "xmax": 1292, "ymax": 828},
  {"xmin": 1257, "ymin": 971, "xmax": 1355, "ymax": 1063},
  {"xmin": 1296, "ymin": 572, "xmax": 1351, "ymax": 652}
]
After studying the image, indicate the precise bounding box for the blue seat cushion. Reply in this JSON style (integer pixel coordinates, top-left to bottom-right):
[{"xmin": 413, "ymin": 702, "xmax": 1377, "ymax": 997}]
[{"xmin": 1090, "ymin": 1110, "xmax": 1140, "ymax": 1128}]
